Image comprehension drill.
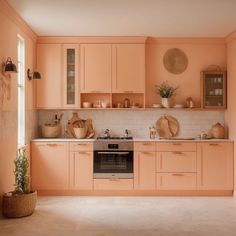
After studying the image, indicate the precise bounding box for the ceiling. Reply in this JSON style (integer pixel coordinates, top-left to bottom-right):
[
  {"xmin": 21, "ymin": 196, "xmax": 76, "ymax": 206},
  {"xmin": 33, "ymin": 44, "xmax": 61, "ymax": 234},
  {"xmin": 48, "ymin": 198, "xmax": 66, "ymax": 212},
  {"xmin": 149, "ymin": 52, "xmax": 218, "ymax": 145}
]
[{"xmin": 6, "ymin": 0, "xmax": 236, "ymax": 37}]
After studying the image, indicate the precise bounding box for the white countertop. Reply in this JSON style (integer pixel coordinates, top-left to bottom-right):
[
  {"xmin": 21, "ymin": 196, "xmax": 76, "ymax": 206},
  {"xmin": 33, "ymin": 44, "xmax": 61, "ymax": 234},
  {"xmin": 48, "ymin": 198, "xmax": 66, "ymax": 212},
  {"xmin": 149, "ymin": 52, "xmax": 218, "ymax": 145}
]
[{"xmin": 31, "ymin": 138, "xmax": 233, "ymax": 142}]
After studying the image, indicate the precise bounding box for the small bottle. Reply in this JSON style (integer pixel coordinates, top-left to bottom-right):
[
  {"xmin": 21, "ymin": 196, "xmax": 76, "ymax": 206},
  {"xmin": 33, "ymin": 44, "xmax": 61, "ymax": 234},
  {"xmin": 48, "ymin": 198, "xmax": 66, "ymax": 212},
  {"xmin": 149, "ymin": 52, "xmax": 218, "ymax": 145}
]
[{"xmin": 149, "ymin": 126, "xmax": 156, "ymax": 139}]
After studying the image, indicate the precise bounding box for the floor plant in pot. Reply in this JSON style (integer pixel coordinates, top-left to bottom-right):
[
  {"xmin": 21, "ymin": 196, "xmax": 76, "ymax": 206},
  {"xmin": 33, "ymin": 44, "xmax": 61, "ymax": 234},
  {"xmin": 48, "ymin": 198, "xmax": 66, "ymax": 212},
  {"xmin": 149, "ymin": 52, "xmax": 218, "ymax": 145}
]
[
  {"xmin": 155, "ymin": 81, "xmax": 178, "ymax": 108},
  {"xmin": 2, "ymin": 147, "xmax": 37, "ymax": 218}
]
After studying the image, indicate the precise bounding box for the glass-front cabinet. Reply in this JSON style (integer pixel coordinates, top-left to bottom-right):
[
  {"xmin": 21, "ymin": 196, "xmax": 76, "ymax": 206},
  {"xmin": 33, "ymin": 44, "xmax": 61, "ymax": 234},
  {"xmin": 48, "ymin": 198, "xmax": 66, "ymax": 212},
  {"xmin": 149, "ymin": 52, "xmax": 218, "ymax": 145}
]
[
  {"xmin": 63, "ymin": 44, "xmax": 79, "ymax": 107},
  {"xmin": 201, "ymin": 71, "xmax": 227, "ymax": 109}
]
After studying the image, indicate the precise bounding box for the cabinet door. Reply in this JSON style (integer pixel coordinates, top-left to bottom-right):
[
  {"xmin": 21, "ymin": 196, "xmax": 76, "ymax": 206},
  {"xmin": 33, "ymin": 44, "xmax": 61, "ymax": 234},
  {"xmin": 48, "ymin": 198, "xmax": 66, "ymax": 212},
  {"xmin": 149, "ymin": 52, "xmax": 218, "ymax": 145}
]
[
  {"xmin": 69, "ymin": 151, "xmax": 93, "ymax": 190},
  {"xmin": 198, "ymin": 143, "xmax": 233, "ymax": 190},
  {"xmin": 36, "ymin": 44, "xmax": 62, "ymax": 108},
  {"xmin": 62, "ymin": 44, "xmax": 79, "ymax": 108},
  {"xmin": 80, "ymin": 44, "xmax": 111, "ymax": 93},
  {"xmin": 112, "ymin": 44, "xmax": 145, "ymax": 93},
  {"xmin": 31, "ymin": 142, "xmax": 69, "ymax": 190},
  {"xmin": 134, "ymin": 152, "xmax": 156, "ymax": 190}
]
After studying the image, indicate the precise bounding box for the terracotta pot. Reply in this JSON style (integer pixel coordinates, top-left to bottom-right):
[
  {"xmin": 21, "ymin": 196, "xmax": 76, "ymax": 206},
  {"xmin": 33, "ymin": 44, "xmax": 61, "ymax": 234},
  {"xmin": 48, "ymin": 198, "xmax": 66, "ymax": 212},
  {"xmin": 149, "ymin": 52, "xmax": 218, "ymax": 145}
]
[
  {"xmin": 211, "ymin": 122, "xmax": 225, "ymax": 139},
  {"xmin": 2, "ymin": 191, "xmax": 37, "ymax": 218}
]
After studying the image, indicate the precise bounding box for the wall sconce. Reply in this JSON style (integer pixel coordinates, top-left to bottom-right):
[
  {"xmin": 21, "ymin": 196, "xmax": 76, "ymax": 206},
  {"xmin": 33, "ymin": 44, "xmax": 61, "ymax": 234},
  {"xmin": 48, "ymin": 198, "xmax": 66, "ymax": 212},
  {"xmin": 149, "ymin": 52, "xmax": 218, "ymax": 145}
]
[
  {"xmin": 4, "ymin": 57, "xmax": 17, "ymax": 72},
  {"xmin": 27, "ymin": 69, "xmax": 41, "ymax": 80}
]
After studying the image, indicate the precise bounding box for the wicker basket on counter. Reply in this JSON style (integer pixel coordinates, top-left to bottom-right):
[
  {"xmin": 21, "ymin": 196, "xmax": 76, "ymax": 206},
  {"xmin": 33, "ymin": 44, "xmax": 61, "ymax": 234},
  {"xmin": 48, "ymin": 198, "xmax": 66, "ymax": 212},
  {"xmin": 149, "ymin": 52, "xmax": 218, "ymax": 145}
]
[{"xmin": 41, "ymin": 124, "xmax": 62, "ymax": 138}]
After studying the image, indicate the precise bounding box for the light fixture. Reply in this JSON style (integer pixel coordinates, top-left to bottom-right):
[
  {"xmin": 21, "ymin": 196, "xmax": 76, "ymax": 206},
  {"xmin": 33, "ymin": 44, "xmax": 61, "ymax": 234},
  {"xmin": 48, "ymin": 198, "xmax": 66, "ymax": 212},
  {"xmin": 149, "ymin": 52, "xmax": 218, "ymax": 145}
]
[
  {"xmin": 27, "ymin": 69, "xmax": 41, "ymax": 80},
  {"xmin": 4, "ymin": 57, "xmax": 17, "ymax": 72}
]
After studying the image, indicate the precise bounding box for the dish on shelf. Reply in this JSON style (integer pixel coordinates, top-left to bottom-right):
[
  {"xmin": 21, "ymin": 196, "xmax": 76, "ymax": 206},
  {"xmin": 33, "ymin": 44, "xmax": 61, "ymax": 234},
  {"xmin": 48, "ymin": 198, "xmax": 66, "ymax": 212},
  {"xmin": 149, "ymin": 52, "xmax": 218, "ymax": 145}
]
[
  {"xmin": 152, "ymin": 104, "xmax": 162, "ymax": 108},
  {"xmin": 82, "ymin": 102, "xmax": 92, "ymax": 108},
  {"xmin": 174, "ymin": 104, "xmax": 185, "ymax": 108}
]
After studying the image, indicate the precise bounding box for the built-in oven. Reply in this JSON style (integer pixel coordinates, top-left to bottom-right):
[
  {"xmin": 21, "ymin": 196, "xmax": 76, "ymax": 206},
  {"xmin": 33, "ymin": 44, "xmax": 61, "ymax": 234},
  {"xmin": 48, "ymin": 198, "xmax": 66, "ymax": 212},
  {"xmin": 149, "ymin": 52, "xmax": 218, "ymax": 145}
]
[{"xmin": 93, "ymin": 139, "xmax": 133, "ymax": 179}]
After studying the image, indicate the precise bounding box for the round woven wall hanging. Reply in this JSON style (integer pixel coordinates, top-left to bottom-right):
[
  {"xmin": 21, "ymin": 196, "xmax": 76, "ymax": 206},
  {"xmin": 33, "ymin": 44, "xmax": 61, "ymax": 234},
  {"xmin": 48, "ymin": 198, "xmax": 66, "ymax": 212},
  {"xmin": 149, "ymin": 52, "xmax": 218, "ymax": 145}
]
[{"xmin": 163, "ymin": 48, "xmax": 188, "ymax": 74}]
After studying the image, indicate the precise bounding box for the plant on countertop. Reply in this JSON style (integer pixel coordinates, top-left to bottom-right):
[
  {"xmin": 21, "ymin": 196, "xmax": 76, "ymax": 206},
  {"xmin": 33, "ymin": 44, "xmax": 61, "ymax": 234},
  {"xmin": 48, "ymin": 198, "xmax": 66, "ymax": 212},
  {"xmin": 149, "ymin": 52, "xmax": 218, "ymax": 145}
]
[
  {"xmin": 155, "ymin": 81, "xmax": 178, "ymax": 98},
  {"xmin": 14, "ymin": 148, "xmax": 30, "ymax": 194}
]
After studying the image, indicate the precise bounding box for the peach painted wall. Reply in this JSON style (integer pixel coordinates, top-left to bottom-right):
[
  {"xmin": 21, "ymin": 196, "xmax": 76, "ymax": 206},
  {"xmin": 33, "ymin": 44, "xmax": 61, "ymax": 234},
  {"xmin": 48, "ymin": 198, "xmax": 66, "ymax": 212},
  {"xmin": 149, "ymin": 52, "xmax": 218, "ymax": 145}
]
[
  {"xmin": 146, "ymin": 38, "xmax": 226, "ymax": 107},
  {"xmin": 0, "ymin": 0, "xmax": 37, "ymax": 210},
  {"xmin": 225, "ymin": 33, "xmax": 236, "ymax": 191}
]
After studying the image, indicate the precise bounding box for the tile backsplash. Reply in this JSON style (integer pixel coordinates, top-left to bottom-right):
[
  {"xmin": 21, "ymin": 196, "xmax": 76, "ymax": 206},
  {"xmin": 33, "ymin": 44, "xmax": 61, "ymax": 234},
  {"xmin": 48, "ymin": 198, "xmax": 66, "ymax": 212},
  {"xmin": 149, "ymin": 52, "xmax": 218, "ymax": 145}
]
[{"xmin": 38, "ymin": 109, "xmax": 225, "ymax": 139}]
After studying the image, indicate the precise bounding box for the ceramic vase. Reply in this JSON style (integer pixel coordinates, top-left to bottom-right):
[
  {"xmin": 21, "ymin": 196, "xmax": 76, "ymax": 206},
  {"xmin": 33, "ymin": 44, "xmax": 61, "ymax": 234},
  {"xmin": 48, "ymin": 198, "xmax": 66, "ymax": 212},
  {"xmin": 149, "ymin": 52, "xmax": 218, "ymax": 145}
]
[{"xmin": 161, "ymin": 98, "xmax": 170, "ymax": 108}]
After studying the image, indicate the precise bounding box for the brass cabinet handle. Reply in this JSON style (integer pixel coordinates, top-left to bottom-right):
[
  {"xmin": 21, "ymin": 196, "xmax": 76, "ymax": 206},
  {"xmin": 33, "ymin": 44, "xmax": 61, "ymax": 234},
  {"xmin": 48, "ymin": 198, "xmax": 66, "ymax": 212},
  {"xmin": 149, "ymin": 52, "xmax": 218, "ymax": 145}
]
[
  {"xmin": 76, "ymin": 143, "xmax": 88, "ymax": 146},
  {"xmin": 172, "ymin": 143, "xmax": 182, "ymax": 146},
  {"xmin": 78, "ymin": 151, "xmax": 90, "ymax": 155},
  {"xmin": 141, "ymin": 152, "xmax": 152, "ymax": 155},
  {"xmin": 209, "ymin": 143, "xmax": 219, "ymax": 146},
  {"xmin": 172, "ymin": 151, "xmax": 183, "ymax": 155},
  {"xmin": 172, "ymin": 173, "xmax": 184, "ymax": 176},
  {"xmin": 47, "ymin": 143, "xmax": 58, "ymax": 147},
  {"xmin": 123, "ymin": 91, "xmax": 133, "ymax": 93}
]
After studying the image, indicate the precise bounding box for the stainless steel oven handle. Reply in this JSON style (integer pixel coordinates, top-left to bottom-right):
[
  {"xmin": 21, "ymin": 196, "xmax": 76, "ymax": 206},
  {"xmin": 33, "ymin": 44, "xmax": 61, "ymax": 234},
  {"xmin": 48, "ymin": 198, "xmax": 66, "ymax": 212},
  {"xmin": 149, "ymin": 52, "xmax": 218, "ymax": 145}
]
[{"xmin": 97, "ymin": 152, "xmax": 130, "ymax": 155}]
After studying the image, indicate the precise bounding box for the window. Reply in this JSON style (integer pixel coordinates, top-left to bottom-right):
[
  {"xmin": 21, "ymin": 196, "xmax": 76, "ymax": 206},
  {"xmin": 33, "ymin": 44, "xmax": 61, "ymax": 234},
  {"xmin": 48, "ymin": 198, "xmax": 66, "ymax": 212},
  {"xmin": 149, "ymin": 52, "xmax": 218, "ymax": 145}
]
[{"xmin": 17, "ymin": 35, "xmax": 25, "ymax": 146}]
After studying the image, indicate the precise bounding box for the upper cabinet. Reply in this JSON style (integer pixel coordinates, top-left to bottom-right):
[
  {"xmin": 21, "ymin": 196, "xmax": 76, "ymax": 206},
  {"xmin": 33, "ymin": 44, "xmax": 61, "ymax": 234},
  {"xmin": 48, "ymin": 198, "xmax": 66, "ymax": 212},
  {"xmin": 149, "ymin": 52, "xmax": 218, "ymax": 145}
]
[
  {"xmin": 112, "ymin": 44, "xmax": 145, "ymax": 93},
  {"xmin": 62, "ymin": 44, "xmax": 79, "ymax": 108},
  {"xmin": 201, "ymin": 71, "xmax": 227, "ymax": 109},
  {"xmin": 36, "ymin": 44, "xmax": 62, "ymax": 108},
  {"xmin": 80, "ymin": 44, "xmax": 112, "ymax": 93}
]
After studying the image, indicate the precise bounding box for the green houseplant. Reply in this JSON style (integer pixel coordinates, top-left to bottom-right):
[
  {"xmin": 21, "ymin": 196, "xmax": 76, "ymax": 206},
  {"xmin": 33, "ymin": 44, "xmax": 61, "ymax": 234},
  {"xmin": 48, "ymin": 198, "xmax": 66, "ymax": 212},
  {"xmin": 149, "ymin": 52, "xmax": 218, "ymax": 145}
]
[
  {"xmin": 155, "ymin": 81, "xmax": 178, "ymax": 108},
  {"xmin": 2, "ymin": 147, "xmax": 37, "ymax": 218}
]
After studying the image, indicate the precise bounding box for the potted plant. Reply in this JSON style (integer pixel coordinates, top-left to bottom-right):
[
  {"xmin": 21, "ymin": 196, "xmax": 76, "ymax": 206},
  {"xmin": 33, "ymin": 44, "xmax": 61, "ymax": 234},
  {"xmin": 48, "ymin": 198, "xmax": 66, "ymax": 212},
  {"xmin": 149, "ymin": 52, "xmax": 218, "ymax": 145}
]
[
  {"xmin": 2, "ymin": 147, "xmax": 37, "ymax": 218},
  {"xmin": 155, "ymin": 81, "xmax": 178, "ymax": 108}
]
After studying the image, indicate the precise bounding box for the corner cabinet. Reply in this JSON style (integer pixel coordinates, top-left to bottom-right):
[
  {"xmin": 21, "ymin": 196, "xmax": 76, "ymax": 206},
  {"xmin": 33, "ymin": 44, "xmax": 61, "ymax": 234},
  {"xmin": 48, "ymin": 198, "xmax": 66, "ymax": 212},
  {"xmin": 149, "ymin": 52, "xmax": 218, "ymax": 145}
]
[
  {"xmin": 36, "ymin": 44, "xmax": 62, "ymax": 108},
  {"xmin": 201, "ymin": 71, "xmax": 227, "ymax": 109},
  {"xmin": 197, "ymin": 142, "xmax": 233, "ymax": 190},
  {"xmin": 62, "ymin": 44, "xmax": 79, "ymax": 108}
]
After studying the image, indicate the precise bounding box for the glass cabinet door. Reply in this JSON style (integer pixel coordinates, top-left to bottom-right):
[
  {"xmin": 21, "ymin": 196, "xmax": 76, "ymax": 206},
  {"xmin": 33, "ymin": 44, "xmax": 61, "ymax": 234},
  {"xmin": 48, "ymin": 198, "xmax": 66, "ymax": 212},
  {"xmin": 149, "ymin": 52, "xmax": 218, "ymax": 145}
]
[
  {"xmin": 63, "ymin": 45, "xmax": 78, "ymax": 107},
  {"xmin": 202, "ymin": 71, "xmax": 226, "ymax": 109}
]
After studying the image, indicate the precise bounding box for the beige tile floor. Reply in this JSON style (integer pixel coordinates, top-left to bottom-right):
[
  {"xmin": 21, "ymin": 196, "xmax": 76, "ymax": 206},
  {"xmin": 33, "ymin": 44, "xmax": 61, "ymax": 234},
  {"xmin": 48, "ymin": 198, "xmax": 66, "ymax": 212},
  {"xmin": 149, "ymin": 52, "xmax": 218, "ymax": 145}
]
[{"xmin": 1, "ymin": 196, "xmax": 236, "ymax": 236}]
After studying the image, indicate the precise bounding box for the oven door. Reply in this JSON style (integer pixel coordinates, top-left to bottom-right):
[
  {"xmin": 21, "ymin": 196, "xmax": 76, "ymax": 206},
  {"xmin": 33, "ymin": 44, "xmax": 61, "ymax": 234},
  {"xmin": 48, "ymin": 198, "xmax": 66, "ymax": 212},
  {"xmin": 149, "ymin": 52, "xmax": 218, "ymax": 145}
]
[{"xmin": 93, "ymin": 151, "xmax": 133, "ymax": 179}]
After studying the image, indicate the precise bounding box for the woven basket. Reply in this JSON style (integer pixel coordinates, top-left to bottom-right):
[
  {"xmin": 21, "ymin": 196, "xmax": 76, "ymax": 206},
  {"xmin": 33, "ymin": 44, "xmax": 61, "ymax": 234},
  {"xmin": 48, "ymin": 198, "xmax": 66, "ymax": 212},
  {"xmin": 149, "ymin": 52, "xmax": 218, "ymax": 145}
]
[{"xmin": 2, "ymin": 191, "xmax": 37, "ymax": 218}]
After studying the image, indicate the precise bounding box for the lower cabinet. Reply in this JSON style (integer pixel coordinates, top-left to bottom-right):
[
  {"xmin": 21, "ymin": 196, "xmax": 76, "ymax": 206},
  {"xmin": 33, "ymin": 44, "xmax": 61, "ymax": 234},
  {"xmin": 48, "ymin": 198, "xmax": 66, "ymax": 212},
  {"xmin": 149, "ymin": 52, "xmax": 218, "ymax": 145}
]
[
  {"xmin": 197, "ymin": 142, "xmax": 234, "ymax": 190},
  {"xmin": 94, "ymin": 179, "xmax": 133, "ymax": 190},
  {"xmin": 31, "ymin": 142, "xmax": 69, "ymax": 190},
  {"xmin": 134, "ymin": 151, "xmax": 156, "ymax": 190},
  {"xmin": 69, "ymin": 151, "xmax": 93, "ymax": 190},
  {"xmin": 156, "ymin": 173, "xmax": 197, "ymax": 190}
]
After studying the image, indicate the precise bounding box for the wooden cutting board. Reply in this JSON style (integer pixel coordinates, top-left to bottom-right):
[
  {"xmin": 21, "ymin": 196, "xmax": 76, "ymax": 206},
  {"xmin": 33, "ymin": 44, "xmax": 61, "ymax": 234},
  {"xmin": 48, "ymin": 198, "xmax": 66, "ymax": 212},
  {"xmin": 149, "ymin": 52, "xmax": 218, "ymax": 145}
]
[{"xmin": 156, "ymin": 115, "xmax": 179, "ymax": 138}]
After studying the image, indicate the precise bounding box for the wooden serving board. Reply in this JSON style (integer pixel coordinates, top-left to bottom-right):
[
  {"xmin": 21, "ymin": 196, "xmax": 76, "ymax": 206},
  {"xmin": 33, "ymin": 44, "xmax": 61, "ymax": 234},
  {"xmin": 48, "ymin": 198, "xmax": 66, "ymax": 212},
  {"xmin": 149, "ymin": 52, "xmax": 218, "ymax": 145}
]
[{"xmin": 156, "ymin": 115, "xmax": 179, "ymax": 138}]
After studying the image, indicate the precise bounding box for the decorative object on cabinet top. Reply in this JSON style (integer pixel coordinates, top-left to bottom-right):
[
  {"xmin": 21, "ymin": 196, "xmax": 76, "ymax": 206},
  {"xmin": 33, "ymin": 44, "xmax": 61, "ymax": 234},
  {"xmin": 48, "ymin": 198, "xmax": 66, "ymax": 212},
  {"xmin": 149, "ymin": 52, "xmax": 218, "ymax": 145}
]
[
  {"xmin": 156, "ymin": 115, "xmax": 179, "ymax": 138},
  {"xmin": 163, "ymin": 48, "xmax": 188, "ymax": 74},
  {"xmin": 66, "ymin": 112, "xmax": 95, "ymax": 139}
]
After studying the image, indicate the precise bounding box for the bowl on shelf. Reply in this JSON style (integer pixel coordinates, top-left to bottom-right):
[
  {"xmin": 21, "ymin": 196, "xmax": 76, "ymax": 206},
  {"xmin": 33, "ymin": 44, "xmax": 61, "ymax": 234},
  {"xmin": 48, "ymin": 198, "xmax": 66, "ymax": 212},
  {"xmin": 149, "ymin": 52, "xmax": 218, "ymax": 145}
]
[{"xmin": 82, "ymin": 102, "xmax": 92, "ymax": 108}]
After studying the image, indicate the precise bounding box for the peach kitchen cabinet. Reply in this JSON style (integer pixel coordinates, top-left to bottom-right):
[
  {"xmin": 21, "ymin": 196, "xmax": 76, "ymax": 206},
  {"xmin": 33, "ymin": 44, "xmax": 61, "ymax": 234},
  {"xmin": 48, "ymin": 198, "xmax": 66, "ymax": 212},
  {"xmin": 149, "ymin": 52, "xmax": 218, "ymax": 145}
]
[
  {"xmin": 80, "ymin": 44, "xmax": 112, "ymax": 93},
  {"xmin": 156, "ymin": 142, "xmax": 197, "ymax": 190},
  {"xmin": 36, "ymin": 44, "xmax": 62, "ymax": 108},
  {"xmin": 197, "ymin": 142, "xmax": 233, "ymax": 190},
  {"xmin": 69, "ymin": 142, "xmax": 93, "ymax": 190},
  {"xmin": 112, "ymin": 44, "xmax": 145, "ymax": 93},
  {"xmin": 31, "ymin": 142, "xmax": 69, "ymax": 190},
  {"xmin": 62, "ymin": 44, "xmax": 79, "ymax": 108},
  {"xmin": 134, "ymin": 142, "xmax": 156, "ymax": 190}
]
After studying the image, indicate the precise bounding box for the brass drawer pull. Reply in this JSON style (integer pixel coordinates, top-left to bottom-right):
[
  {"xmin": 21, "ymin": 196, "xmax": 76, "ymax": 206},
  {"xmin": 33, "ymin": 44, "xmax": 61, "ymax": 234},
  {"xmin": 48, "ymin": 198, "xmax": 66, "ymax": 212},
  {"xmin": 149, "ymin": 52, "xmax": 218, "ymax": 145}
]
[
  {"xmin": 172, "ymin": 143, "xmax": 182, "ymax": 146},
  {"xmin": 172, "ymin": 173, "xmax": 184, "ymax": 176},
  {"xmin": 76, "ymin": 143, "xmax": 88, "ymax": 146},
  {"xmin": 141, "ymin": 152, "xmax": 152, "ymax": 155},
  {"xmin": 78, "ymin": 151, "xmax": 90, "ymax": 155},
  {"xmin": 172, "ymin": 151, "xmax": 183, "ymax": 155},
  {"xmin": 209, "ymin": 143, "xmax": 219, "ymax": 146},
  {"xmin": 47, "ymin": 143, "xmax": 58, "ymax": 147}
]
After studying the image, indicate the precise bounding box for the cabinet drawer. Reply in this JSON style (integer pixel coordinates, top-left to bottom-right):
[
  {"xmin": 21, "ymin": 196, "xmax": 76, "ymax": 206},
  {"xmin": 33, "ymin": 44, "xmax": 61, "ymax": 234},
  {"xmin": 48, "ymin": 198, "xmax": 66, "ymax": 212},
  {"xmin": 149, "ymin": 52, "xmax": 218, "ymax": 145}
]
[
  {"xmin": 93, "ymin": 179, "xmax": 133, "ymax": 190},
  {"xmin": 156, "ymin": 142, "xmax": 196, "ymax": 152},
  {"xmin": 156, "ymin": 173, "xmax": 197, "ymax": 190},
  {"xmin": 70, "ymin": 142, "xmax": 93, "ymax": 152},
  {"xmin": 156, "ymin": 152, "xmax": 196, "ymax": 172},
  {"xmin": 134, "ymin": 142, "xmax": 156, "ymax": 151}
]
